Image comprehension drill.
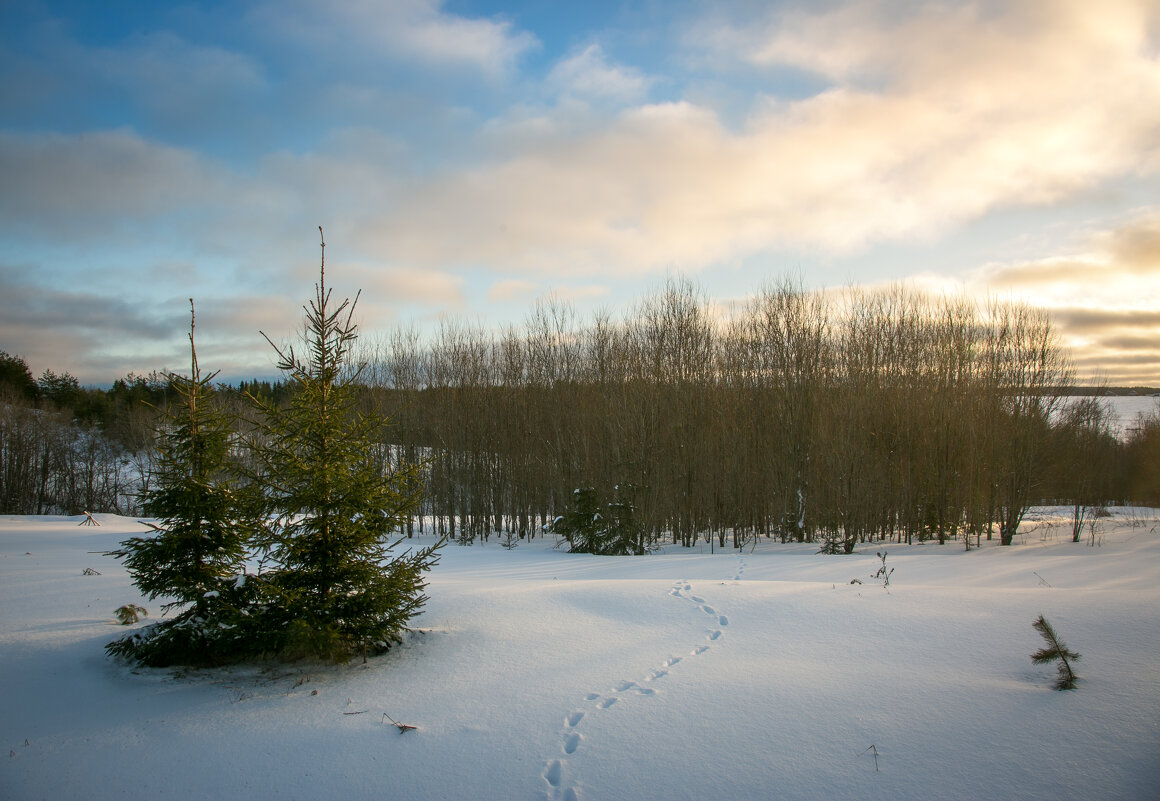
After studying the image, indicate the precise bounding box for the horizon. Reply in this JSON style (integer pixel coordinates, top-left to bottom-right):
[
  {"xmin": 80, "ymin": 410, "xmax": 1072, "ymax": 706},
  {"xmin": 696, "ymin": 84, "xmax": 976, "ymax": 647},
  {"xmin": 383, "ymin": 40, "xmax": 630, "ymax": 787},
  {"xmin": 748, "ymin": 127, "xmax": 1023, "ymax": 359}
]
[{"xmin": 2, "ymin": 0, "xmax": 1158, "ymax": 385}]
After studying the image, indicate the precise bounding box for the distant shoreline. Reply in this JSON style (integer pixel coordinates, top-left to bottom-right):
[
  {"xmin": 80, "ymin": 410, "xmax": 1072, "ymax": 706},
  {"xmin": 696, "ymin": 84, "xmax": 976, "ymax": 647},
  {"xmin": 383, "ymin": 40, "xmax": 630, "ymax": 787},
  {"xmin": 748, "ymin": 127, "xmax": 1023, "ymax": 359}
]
[{"xmin": 1063, "ymin": 386, "xmax": 1160, "ymax": 396}]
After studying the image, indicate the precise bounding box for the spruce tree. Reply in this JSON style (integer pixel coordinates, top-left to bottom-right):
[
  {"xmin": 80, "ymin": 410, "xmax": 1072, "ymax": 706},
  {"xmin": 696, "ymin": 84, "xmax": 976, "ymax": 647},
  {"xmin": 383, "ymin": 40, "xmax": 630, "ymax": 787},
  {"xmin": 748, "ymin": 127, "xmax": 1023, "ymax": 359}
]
[
  {"xmin": 250, "ymin": 229, "xmax": 439, "ymax": 661},
  {"xmin": 108, "ymin": 301, "xmax": 258, "ymax": 666},
  {"xmin": 551, "ymin": 485, "xmax": 647, "ymax": 555}
]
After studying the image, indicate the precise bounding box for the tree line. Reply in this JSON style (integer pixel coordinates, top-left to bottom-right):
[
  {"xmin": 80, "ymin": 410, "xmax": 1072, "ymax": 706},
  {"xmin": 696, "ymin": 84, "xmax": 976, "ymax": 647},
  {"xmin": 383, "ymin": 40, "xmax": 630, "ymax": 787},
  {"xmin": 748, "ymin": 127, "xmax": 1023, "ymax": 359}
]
[
  {"xmin": 0, "ymin": 353, "xmax": 304, "ymax": 515},
  {"xmin": 363, "ymin": 280, "xmax": 1157, "ymax": 550},
  {"xmin": 3, "ymin": 280, "xmax": 1159, "ymax": 547},
  {"xmin": 0, "ymin": 354, "xmax": 169, "ymax": 514}
]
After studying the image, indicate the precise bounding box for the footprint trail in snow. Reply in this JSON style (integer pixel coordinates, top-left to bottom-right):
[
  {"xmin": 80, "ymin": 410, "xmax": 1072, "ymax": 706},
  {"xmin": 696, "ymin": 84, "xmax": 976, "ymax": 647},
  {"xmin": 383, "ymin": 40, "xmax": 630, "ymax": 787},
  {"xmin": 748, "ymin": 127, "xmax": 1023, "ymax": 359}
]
[{"xmin": 541, "ymin": 555, "xmax": 745, "ymax": 800}]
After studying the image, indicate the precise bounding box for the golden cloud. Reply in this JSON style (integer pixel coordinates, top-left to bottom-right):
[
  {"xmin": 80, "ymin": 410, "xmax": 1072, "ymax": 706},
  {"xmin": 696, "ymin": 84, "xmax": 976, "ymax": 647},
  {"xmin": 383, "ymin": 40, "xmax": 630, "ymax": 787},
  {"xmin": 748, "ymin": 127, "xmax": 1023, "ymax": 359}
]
[{"xmin": 360, "ymin": 0, "xmax": 1160, "ymax": 276}]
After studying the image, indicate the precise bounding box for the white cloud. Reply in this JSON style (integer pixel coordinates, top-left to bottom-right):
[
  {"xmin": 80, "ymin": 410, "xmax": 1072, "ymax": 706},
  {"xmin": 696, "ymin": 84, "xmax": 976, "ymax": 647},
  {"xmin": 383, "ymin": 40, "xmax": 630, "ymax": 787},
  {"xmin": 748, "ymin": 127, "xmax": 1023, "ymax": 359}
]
[
  {"xmin": 547, "ymin": 44, "xmax": 654, "ymax": 103},
  {"xmin": 256, "ymin": 0, "xmax": 538, "ymax": 77}
]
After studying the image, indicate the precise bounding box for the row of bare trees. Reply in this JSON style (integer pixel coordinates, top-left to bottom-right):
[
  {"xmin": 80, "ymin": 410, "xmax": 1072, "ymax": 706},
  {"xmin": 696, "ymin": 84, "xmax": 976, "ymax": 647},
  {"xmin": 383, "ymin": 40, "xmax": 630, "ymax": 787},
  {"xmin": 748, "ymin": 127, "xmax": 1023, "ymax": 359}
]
[
  {"xmin": 0, "ymin": 395, "xmax": 140, "ymax": 515},
  {"xmin": 364, "ymin": 281, "xmax": 1091, "ymax": 549},
  {"xmin": 5, "ymin": 281, "xmax": 1149, "ymax": 544}
]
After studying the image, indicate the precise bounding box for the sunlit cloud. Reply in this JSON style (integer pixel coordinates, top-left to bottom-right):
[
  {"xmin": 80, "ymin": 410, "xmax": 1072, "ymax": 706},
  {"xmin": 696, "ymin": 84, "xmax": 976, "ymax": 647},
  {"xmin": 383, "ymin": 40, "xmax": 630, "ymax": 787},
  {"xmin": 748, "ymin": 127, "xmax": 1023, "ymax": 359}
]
[
  {"xmin": 354, "ymin": 264, "xmax": 466, "ymax": 308},
  {"xmin": 360, "ymin": 0, "xmax": 1160, "ymax": 277},
  {"xmin": 968, "ymin": 209, "xmax": 1160, "ymax": 384}
]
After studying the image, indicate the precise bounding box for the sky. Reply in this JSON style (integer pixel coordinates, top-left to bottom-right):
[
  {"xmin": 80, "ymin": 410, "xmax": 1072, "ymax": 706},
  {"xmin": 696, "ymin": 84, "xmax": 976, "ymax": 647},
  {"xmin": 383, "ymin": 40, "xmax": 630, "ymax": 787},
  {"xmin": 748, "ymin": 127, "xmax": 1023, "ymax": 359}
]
[{"xmin": 1, "ymin": 0, "xmax": 1159, "ymax": 386}]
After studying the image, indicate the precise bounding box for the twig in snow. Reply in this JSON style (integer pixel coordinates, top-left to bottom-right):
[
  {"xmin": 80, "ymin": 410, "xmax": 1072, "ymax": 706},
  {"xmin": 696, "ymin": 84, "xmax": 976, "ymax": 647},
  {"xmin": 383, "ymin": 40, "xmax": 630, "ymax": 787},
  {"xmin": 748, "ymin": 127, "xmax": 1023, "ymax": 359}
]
[
  {"xmin": 862, "ymin": 744, "xmax": 880, "ymax": 772},
  {"xmin": 1033, "ymin": 571, "xmax": 1052, "ymax": 587},
  {"xmin": 382, "ymin": 712, "xmax": 416, "ymax": 733}
]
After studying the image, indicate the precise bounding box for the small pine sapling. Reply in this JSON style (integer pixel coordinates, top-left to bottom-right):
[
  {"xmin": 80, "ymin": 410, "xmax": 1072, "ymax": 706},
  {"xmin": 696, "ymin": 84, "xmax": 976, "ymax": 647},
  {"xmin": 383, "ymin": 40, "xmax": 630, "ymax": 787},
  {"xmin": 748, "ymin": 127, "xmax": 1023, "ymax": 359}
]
[
  {"xmin": 1031, "ymin": 614, "xmax": 1081, "ymax": 690},
  {"xmin": 114, "ymin": 604, "xmax": 148, "ymax": 625}
]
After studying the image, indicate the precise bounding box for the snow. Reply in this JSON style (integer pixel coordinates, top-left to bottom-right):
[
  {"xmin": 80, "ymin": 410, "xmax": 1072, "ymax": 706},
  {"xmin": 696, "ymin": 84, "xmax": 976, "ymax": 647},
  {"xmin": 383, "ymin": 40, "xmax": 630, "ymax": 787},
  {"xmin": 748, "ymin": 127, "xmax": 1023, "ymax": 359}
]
[{"xmin": 3, "ymin": 511, "xmax": 1160, "ymax": 801}]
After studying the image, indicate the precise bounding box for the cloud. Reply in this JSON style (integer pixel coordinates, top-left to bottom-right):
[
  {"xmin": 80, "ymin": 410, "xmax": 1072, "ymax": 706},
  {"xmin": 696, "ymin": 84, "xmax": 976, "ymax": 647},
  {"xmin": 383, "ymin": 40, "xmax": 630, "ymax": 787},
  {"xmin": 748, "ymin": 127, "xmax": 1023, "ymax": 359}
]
[
  {"xmin": 0, "ymin": 129, "xmax": 231, "ymax": 235},
  {"xmin": 13, "ymin": 0, "xmax": 1158, "ymax": 285},
  {"xmin": 348, "ymin": 0, "xmax": 1160, "ymax": 277},
  {"xmin": 0, "ymin": 261, "xmax": 314, "ymax": 384},
  {"xmin": 966, "ymin": 209, "xmax": 1160, "ymax": 384},
  {"xmin": 547, "ymin": 44, "xmax": 654, "ymax": 103},
  {"xmin": 355, "ymin": 264, "xmax": 466, "ymax": 308},
  {"xmin": 255, "ymin": 0, "xmax": 538, "ymax": 77},
  {"xmin": 4, "ymin": 0, "xmax": 1159, "ymax": 385},
  {"xmin": 0, "ymin": 264, "xmax": 183, "ymax": 382},
  {"xmin": 1101, "ymin": 214, "xmax": 1160, "ymax": 273},
  {"xmin": 1053, "ymin": 307, "xmax": 1160, "ymax": 334}
]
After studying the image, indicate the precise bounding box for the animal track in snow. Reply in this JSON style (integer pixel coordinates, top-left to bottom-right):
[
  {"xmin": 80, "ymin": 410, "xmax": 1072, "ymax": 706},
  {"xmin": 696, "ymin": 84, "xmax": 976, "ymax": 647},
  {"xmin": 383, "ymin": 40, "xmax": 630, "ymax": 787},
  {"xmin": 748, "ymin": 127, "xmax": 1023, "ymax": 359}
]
[
  {"xmin": 544, "ymin": 575, "xmax": 737, "ymax": 801},
  {"xmin": 733, "ymin": 554, "xmax": 747, "ymax": 582}
]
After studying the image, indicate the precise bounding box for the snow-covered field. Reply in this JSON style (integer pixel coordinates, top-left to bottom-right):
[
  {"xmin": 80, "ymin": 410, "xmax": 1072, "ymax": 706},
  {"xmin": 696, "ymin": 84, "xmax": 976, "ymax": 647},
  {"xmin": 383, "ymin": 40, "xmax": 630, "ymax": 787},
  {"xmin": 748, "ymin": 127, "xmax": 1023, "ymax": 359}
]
[{"xmin": 2, "ymin": 511, "xmax": 1159, "ymax": 801}]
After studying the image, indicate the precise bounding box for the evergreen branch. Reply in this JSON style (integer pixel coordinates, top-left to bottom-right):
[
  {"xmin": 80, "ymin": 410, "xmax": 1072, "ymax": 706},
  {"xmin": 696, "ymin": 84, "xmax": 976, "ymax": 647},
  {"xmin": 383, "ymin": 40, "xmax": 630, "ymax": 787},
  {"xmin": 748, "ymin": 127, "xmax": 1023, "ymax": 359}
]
[{"xmin": 1032, "ymin": 614, "xmax": 1081, "ymax": 690}]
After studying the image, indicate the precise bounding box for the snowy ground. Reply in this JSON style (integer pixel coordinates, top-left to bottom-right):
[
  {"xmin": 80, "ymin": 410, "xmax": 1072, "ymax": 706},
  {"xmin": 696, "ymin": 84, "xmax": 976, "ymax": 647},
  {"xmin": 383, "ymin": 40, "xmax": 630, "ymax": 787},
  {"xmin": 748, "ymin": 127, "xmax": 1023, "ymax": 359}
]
[{"xmin": 2, "ymin": 510, "xmax": 1159, "ymax": 801}]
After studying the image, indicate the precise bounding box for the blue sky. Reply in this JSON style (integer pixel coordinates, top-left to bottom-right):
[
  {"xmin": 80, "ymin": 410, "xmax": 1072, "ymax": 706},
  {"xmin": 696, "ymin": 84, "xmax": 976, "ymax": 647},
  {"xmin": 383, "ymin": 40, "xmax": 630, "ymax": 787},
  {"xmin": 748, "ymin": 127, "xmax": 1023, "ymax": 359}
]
[{"xmin": 2, "ymin": 0, "xmax": 1158, "ymax": 385}]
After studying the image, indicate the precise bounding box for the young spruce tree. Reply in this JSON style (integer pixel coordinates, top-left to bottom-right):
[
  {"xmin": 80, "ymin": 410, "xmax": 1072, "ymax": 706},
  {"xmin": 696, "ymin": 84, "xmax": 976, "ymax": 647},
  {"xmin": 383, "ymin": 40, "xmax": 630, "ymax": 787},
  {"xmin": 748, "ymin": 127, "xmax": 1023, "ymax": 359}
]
[
  {"xmin": 551, "ymin": 485, "xmax": 647, "ymax": 555},
  {"xmin": 108, "ymin": 301, "xmax": 258, "ymax": 666},
  {"xmin": 250, "ymin": 229, "xmax": 439, "ymax": 661}
]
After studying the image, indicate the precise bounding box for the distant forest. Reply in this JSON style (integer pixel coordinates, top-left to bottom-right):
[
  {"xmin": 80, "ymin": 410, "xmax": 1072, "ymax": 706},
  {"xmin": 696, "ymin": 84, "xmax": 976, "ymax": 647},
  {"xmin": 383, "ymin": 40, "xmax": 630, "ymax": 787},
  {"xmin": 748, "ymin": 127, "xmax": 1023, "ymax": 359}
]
[{"xmin": 3, "ymin": 281, "xmax": 1158, "ymax": 551}]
